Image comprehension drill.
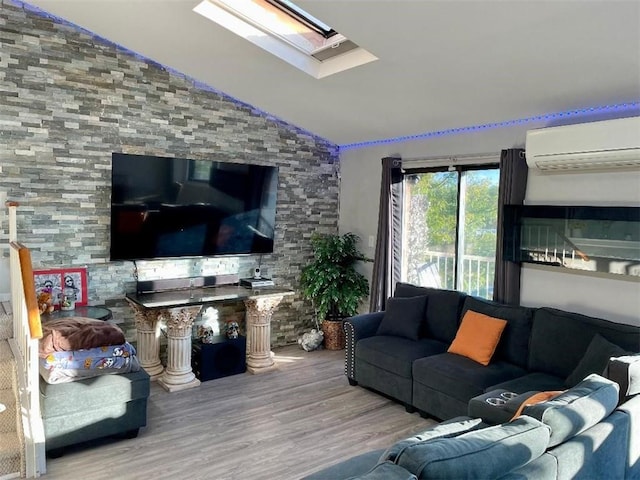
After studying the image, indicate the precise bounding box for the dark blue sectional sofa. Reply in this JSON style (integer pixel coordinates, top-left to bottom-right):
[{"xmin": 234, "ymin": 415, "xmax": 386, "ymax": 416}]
[
  {"xmin": 344, "ymin": 282, "xmax": 639, "ymax": 420},
  {"xmin": 305, "ymin": 374, "xmax": 640, "ymax": 479},
  {"xmin": 304, "ymin": 282, "xmax": 640, "ymax": 479}
]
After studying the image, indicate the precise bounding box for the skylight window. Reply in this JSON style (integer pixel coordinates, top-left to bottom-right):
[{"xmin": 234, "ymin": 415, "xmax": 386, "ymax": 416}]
[
  {"xmin": 193, "ymin": 0, "xmax": 377, "ymax": 78},
  {"xmin": 268, "ymin": 0, "xmax": 337, "ymax": 38}
]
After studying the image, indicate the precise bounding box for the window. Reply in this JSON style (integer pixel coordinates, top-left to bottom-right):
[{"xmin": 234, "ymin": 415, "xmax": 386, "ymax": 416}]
[
  {"xmin": 401, "ymin": 164, "xmax": 500, "ymax": 299},
  {"xmin": 193, "ymin": 0, "xmax": 377, "ymax": 78},
  {"xmin": 266, "ymin": 0, "xmax": 337, "ymax": 39}
]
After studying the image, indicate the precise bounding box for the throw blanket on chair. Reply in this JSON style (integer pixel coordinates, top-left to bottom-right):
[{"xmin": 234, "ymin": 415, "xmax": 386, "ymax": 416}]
[{"xmin": 39, "ymin": 317, "xmax": 125, "ymax": 356}]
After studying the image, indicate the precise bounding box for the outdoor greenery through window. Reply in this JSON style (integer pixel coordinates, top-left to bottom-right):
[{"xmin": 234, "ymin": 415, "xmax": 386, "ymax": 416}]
[{"xmin": 401, "ymin": 166, "xmax": 500, "ymax": 299}]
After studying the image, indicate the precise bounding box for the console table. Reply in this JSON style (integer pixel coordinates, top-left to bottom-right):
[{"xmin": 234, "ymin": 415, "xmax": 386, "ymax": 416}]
[
  {"xmin": 125, "ymin": 285, "xmax": 294, "ymax": 392},
  {"xmin": 41, "ymin": 305, "xmax": 113, "ymax": 322}
]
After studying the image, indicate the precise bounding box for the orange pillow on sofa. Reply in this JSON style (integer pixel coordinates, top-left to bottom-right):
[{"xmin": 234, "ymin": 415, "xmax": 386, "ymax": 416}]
[
  {"xmin": 510, "ymin": 391, "xmax": 565, "ymax": 420},
  {"xmin": 447, "ymin": 310, "xmax": 507, "ymax": 366}
]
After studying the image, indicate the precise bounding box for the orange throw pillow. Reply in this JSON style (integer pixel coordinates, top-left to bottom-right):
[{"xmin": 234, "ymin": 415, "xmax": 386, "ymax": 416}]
[
  {"xmin": 447, "ymin": 310, "xmax": 507, "ymax": 366},
  {"xmin": 510, "ymin": 391, "xmax": 565, "ymax": 420}
]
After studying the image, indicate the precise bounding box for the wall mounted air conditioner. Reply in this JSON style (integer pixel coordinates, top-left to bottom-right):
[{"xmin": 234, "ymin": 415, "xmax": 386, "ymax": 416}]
[{"xmin": 525, "ymin": 116, "xmax": 640, "ymax": 172}]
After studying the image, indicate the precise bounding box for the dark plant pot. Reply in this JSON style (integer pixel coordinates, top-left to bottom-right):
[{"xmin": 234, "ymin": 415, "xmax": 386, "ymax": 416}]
[{"xmin": 322, "ymin": 318, "xmax": 345, "ymax": 350}]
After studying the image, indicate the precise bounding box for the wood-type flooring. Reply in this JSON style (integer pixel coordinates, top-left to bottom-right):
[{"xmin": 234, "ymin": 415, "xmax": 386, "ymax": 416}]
[{"xmin": 43, "ymin": 344, "xmax": 435, "ymax": 480}]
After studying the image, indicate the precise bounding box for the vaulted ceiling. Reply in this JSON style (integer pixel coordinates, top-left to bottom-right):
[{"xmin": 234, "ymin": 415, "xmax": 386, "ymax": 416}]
[{"xmin": 23, "ymin": 0, "xmax": 640, "ymax": 146}]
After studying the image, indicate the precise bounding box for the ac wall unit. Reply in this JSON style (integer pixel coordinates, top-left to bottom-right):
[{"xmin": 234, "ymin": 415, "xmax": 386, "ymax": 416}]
[{"xmin": 525, "ymin": 116, "xmax": 640, "ymax": 172}]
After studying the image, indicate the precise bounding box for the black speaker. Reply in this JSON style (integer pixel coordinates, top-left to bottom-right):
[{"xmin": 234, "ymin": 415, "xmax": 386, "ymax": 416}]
[{"xmin": 192, "ymin": 336, "xmax": 246, "ymax": 381}]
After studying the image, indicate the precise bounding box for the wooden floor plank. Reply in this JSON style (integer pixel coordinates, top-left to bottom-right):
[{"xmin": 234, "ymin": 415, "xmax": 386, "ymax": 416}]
[{"xmin": 43, "ymin": 345, "xmax": 435, "ymax": 480}]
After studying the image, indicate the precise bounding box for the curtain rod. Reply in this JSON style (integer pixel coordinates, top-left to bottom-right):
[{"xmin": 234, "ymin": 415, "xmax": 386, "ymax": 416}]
[
  {"xmin": 400, "ymin": 152, "xmax": 501, "ymax": 165},
  {"xmin": 399, "ymin": 152, "xmax": 501, "ymax": 170}
]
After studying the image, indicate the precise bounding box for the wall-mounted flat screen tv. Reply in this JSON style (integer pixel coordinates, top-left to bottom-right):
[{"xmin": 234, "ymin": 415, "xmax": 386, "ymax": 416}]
[{"xmin": 110, "ymin": 153, "xmax": 278, "ymax": 261}]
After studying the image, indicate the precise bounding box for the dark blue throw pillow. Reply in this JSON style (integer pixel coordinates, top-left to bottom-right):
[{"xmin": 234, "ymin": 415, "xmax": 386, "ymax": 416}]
[
  {"xmin": 376, "ymin": 296, "xmax": 428, "ymax": 341},
  {"xmin": 565, "ymin": 334, "xmax": 629, "ymax": 387}
]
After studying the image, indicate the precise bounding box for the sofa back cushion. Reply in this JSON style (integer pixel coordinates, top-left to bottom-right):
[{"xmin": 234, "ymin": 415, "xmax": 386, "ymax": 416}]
[
  {"xmin": 461, "ymin": 296, "xmax": 534, "ymax": 368},
  {"xmin": 395, "ymin": 416, "xmax": 550, "ymax": 479},
  {"xmin": 380, "ymin": 417, "xmax": 485, "ymax": 463},
  {"xmin": 376, "ymin": 295, "xmax": 428, "ymax": 341},
  {"xmin": 394, "ymin": 282, "xmax": 432, "ymax": 299},
  {"xmin": 351, "ymin": 461, "xmax": 418, "ymax": 480},
  {"xmin": 564, "ymin": 333, "xmax": 630, "ymax": 387},
  {"xmin": 528, "ymin": 307, "xmax": 640, "ymax": 378},
  {"xmin": 523, "ymin": 374, "xmax": 619, "ymax": 447},
  {"xmin": 394, "ymin": 283, "xmax": 466, "ymax": 343}
]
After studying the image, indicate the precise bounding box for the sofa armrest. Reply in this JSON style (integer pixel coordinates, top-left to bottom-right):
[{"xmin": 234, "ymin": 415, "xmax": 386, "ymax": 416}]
[
  {"xmin": 616, "ymin": 394, "xmax": 640, "ymax": 479},
  {"xmin": 301, "ymin": 450, "xmax": 385, "ymax": 480},
  {"xmin": 344, "ymin": 312, "xmax": 384, "ymax": 382},
  {"xmin": 606, "ymin": 354, "xmax": 640, "ymax": 404}
]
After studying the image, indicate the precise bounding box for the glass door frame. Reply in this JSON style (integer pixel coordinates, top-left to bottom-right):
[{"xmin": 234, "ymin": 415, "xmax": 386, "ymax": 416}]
[{"xmin": 401, "ymin": 162, "xmax": 499, "ymax": 295}]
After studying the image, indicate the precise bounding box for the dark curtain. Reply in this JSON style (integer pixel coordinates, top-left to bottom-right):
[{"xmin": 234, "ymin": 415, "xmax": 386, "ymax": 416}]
[
  {"xmin": 493, "ymin": 148, "xmax": 528, "ymax": 305},
  {"xmin": 369, "ymin": 157, "xmax": 403, "ymax": 312}
]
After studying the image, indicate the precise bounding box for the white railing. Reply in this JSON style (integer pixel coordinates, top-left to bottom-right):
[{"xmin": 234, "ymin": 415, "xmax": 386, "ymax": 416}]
[
  {"xmin": 7, "ymin": 203, "xmax": 46, "ymax": 478},
  {"xmin": 520, "ymin": 225, "xmax": 587, "ymax": 266},
  {"xmin": 459, "ymin": 253, "xmax": 496, "ymax": 299},
  {"xmin": 414, "ymin": 251, "xmax": 495, "ymax": 299}
]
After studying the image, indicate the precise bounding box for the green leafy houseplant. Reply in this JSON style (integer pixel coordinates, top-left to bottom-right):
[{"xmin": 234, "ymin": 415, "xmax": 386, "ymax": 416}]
[{"xmin": 300, "ymin": 232, "xmax": 370, "ymax": 324}]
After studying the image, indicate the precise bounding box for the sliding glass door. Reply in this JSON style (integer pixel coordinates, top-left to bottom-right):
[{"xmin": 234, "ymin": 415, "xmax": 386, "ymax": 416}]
[{"xmin": 401, "ymin": 166, "xmax": 499, "ymax": 299}]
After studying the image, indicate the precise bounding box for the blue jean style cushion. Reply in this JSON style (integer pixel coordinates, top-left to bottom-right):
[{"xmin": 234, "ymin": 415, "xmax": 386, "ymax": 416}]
[
  {"xmin": 523, "ymin": 373, "xmax": 619, "ymax": 447},
  {"xmin": 346, "ymin": 462, "xmax": 417, "ymax": 480},
  {"xmin": 395, "ymin": 416, "xmax": 550, "ymax": 480},
  {"xmin": 301, "ymin": 450, "xmax": 384, "ymax": 480},
  {"xmin": 380, "ymin": 417, "xmax": 485, "ymax": 463}
]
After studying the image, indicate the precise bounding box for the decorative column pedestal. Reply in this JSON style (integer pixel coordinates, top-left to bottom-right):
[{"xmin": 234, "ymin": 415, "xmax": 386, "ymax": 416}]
[
  {"xmin": 157, "ymin": 306, "xmax": 202, "ymax": 392},
  {"xmin": 126, "ymin": 285, "xmax": 294, "ymax": 387},
  {"xmin": 244, "ymin": 293, "xmax": 291, "ymax": 374},
  {"xmin": 127, "ymin": 299, "xmax": 164, "ymax": 381}
]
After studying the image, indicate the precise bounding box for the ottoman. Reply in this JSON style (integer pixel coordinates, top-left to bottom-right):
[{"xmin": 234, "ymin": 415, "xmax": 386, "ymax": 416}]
[{"xmin": 40, "ymin": 369, "xmax": 150, "ymax": 452}]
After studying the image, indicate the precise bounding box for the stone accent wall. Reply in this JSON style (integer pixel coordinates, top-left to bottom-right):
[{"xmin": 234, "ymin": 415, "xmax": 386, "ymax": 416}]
[{"xmin": 0, "ymin": 1, "xmax": 340, "ymax": 345}]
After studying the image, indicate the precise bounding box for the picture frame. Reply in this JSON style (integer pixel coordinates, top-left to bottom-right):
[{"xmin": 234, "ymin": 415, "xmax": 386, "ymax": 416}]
[{"xmin": 33, "ymin": 267, "xmax": 88, "ymax": 308}]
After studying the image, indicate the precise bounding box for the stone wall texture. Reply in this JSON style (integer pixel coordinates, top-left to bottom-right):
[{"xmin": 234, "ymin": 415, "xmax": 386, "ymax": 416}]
[{"xmin": 0, "ymin": 0, "xmax": 340, "ymax": 345}]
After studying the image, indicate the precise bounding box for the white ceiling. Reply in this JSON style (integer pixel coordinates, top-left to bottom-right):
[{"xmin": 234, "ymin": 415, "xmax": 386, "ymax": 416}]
[{"xmin": 24, "ymin": 0, "xmax": 640, "ymax": 146}]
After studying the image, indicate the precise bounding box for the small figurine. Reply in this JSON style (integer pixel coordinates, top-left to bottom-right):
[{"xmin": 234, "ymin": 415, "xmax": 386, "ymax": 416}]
[
  {"xmin": 298, "ymin": 329, "xmax": 324, "ymax": 352},
  {"xmin": 226, "ymin": 321, "xmax": 240, "ymax": 339},
  {"xmin": 37, "ymin": 291, "xmax": 55, "ymax": 315},
  {"xmin": 197, "ymin": 325, "xmax": 215, "ymax": 344}
]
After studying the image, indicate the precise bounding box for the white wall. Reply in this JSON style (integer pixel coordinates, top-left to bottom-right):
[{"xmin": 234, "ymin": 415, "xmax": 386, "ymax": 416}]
[{"xmin": 339, "ymin": 117, "xmax": 640, "ymax": 325}]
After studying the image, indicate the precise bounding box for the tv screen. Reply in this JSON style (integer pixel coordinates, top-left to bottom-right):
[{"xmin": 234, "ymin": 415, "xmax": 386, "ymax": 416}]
[{"xmin": 110, "ymin": 153, "xmax": 278, "ymax": 261}]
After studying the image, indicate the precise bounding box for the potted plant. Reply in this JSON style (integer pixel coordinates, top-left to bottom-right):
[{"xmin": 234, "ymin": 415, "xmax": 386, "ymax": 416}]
[{"xmin": 300, "ymin": 232, "xmax": 370, "ymax": 350}]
